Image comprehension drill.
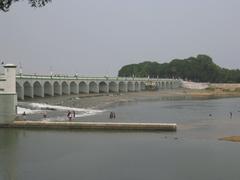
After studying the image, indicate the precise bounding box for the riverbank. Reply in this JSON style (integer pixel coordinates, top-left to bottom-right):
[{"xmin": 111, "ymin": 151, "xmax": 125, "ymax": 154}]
[
  {"xmin": 15, "ymin": 86, "xmax": 240, "ymax": 142},
  {"xmin": 20, "ymin": 87, "xmax": 240, "ymax": 110},
  {"xmin": 219, "ymin": 136, "xmax": 240, "ymax": 142}
]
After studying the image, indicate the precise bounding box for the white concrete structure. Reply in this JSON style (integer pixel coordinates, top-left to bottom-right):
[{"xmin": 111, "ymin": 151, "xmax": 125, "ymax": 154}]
[
  {"xmin": 16, "ymin": 75, "xmax": 181, "ymax": 100},
  {"xmin": 181, "ymin": 80, "xmax": 209, "ymax": 89},
  {"xmin": 0, "ymin": 64, "xmax": 17, "ymax": 124}
]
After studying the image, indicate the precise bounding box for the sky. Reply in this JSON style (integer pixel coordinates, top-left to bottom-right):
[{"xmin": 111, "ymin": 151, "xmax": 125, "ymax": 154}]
[{"xmin": 0, "ymin": 0, "xmax": 240, "ymax": 76}]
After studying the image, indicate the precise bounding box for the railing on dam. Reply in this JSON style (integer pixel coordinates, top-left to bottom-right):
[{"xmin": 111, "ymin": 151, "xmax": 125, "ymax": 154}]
[
  {"xmin": 16, "ymin": 74, "xmax": 173, "ymax": 81},
  {"xmin": 16, "ymin": 74, "xmax": 181, "ymax": 100}
]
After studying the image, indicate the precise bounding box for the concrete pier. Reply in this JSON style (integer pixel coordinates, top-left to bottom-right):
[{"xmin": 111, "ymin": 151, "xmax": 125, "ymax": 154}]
[{"xmin": 0, "ymin": 121, "xmax": 177, "ymax": 131}]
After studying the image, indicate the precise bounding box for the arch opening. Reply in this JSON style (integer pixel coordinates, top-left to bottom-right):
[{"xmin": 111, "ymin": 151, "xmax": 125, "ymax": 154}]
[
  {"xmin": 166, "ymin": 82, "xmax": 169, "ymax": 89},
  {"xmin": 54, "ymin": 82, "xmax": 61, "ymax": 96},
  {"xmin": 135, "ymin": 82, "xmax": 140, "ymax": 91},
  {"xmin": 127, "ymin": 81, "xmax": 134, "ymax": 92},
  {"xmin": 62, "ymin": 82, "xmax": 69, "ymax": 95},
  {"xmin": 89, "ymin": 81, "xmax": 98, "ymax": 93},
  {"xmin": 33, "ymin": 81, "xmax": 43, "ymax": 97},
  {"xmin": 140, "ymin": 82, "xmax": 146, "ymax": 91},
  {"xmin": 23, "ymin": 81, "xmax": 32, "ymax": 98},
  {"xmin": 44, "ymin": 81, "xmax": 53, "ymax": 97},
  {"xmin": 162, "ymin": 82, "xmax": 165, "ymax": 89},
  {"xmin": 70, "ymin": 81, "xmax": 78, "ymax": 94},
  {"xmin": 79, "ymin": 81, "xmax": 88, "ymax": 93},
  {"xmin": 109, "ymin": 81, "xmax": 118, "ymax": 93},
  {"xmin": 99, "ymin": 81, "xmax": 108, "ymax": 93},
  {"xmin": 119, "ymin": 82, "xmax": 126, "ymax": 92}
]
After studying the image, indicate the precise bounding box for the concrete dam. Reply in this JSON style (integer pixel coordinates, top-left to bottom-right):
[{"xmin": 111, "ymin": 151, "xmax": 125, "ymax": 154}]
[
  {"xmin": 1, "ymin": 64, "xmax": 180, "ymax": 129},
  {"xmin": 16, "ymin": 74, "xmax": 181, "ymax": 100}
]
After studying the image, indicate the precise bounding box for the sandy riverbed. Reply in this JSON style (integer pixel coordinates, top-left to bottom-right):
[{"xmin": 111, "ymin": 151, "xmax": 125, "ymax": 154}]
[{"xmin": 219, "ymin": 136, "xmax": 240, "ymax": 142}]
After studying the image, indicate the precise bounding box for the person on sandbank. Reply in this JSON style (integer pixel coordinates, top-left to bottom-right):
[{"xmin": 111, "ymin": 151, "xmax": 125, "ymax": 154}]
[{"xmin": 67, "ymin": 111, "xmax": 72, "ymax": 121}]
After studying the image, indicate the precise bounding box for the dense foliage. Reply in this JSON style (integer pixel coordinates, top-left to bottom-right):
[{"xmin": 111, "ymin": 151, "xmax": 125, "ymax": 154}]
[
  {"xmin": 0, "ymin": 0, "xmax": 51, "ymax": 12},
  {"xmin": 118, "ymin": 55, "xmax": 240, "ymax": 83}
]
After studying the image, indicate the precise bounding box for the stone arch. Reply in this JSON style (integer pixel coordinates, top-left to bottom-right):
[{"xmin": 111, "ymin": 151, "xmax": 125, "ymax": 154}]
[
  {"xmin": 173, "ymin": 81, "xmax": 177, "ymax": 88},
  {"xmin": 70, "ymin": 81, "xmax": 78, "ymax": 94},
  {"xmin": 44, "ymin": 81, "xmax": 53, "ymax": 97},
  {"xmin": 119, "ymin": 81, "xmax": 126, "ymax": 92},
  {"xmin": 62, "ymin": 81, "xmax": 69, "ymax": 95},
  {"xmin": 166, "ymin": 82, "xmax": 169, "ymax": 89},
  {"xmin": 162, "ymin": 82, "xmax": 165, "ymax": 89},
  {"xmin": 135, "ymin": 82, "xmax": 140, "ymax": 91},
  {"xmin": 140, "ymin": 82, "xmax": 146, "ymax": 90},
  {"xmin": 16, "ymin": 82, "xmax": 23, "ymax": 100},
  {"xmin": 127, "ymin": 81, "xmax": 134, "ymax": 92},
  {"xmin": 99, "ymin": 81, "xmax": 108, "ymax": 93},
  {"xmin": 89, "ymin": 81, "xmax": 98, "ymax": 93},
  {"xmin": 54, "ymin": 81, "xmax": 61, "ymax": 96},
  {"xmin": 158, "ymin": 82, "xmax": 162, "ymax": 89},
  {"xmin": 33, "ymin": 81, "xmax": 43, "ymax": 97},
  {"xmin": 109, "ymin": 81, "xmax": 118, "ymax": 93},
  {"xmin": 79, "ymin": 81, "xmax": 88, "ymax": 93},
  {"xmin": 23, "ymin": 81, "xmax": 33, "ymax": 98},
  {"xmin": 169, "ymin": 81, "xmax": 173, "ymax": 89}
]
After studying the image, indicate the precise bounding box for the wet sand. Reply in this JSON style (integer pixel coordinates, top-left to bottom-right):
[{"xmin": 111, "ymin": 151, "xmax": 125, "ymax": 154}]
[{"xmin": 219, "ymin": 136, "xmax": 240, "ymax": 142}]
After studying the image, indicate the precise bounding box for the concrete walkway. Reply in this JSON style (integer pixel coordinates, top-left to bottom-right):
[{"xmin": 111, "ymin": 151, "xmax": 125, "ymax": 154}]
[{"xmin": 0, "ymin": 121, "xmax": 177, "ymax": 131}]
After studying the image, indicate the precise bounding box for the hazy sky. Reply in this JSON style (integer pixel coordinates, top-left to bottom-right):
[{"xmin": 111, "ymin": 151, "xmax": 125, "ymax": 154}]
[{"xmin": 0, "ymin": 0, "xmax": 240, "ymax": 76}]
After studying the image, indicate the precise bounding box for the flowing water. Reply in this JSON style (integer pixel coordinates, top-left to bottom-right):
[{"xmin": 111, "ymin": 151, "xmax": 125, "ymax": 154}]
[{"xmin": 1, "ymin": 97, "xmax": 240, "ymax": 180}]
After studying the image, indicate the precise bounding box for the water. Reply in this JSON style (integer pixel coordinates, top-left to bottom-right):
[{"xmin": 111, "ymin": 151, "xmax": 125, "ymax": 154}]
[{"xmin": 1, "ymin": 97, "xmax": 240, "ymax": 180}]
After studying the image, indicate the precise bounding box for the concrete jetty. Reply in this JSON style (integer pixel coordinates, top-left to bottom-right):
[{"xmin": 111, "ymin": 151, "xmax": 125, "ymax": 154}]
[{"xmin": 0, "ymin": 121, "xmax": 177, "ymax": 131}]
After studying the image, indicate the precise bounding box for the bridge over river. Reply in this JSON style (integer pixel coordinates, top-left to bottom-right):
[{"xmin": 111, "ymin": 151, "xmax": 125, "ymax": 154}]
[{"xmin": 16, "ymin": 74, "xmax": 181, "ymax": 100}]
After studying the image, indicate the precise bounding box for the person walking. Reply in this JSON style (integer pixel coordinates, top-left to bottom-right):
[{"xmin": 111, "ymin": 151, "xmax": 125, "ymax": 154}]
[
  {"xmin": 67, "ymin": 111, "xmax": 72, "ymax": 121},
  {"xmin": 22, "ymin": 111, "xmax": 26, "ymax": 120},
  {"xmin": 43, "ymin": 112, "xmax": 47, "ymax": 119},
  {"xmin": 109, "ymin": 112, "xmax": 113, "ymax": 119},
  {"xmin": 72, "ymin": 111, "xmax": 76, "ymax": 119}
]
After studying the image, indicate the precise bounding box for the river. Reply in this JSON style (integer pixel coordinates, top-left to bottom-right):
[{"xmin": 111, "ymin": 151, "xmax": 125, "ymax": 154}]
[{"xmin": 1, "ymin": 97, "xmax": 240, "ymax": 180}]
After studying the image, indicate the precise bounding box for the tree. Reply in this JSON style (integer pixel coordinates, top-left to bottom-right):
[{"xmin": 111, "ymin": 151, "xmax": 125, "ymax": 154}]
[
  {"xmin": 118, "ymin": 55, "xmax": 240, "ymax": 83},
  {"xmin": 0, "ymin": 0, "xmax": 51, "ymax": 12}
]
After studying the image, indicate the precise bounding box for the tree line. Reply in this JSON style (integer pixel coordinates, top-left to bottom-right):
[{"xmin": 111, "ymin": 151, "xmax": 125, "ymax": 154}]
[
  {"xmin": 118, "ymin": 55, "xmax": 240, "ymax": 83},
  {"xmin": 0, "ymin": 0, "xmax": 51, "ymax": 12}
]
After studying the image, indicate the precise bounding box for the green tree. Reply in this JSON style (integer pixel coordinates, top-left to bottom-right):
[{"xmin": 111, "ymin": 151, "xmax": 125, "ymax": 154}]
[
  {"xmin": 0, "ymin": 0, "xmax": 51, "ymax": 12},
  {"xmin": 118, "ymin": 55, "xmax": 240, "ymax": 83}
]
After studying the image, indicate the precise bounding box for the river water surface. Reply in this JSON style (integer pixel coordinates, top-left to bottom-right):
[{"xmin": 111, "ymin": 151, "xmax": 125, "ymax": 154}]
[{"xmin": 1, "ymin": 97, "xmax": 240, "ymax": 180}]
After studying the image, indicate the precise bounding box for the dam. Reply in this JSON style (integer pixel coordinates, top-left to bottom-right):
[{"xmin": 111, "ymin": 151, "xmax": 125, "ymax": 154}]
[
  {"xmin": 0, "ymin": 64, "xmax": 181, "ymax": 127},
  {"xmin": 16, "ymin": 74, "xmax": 181, "ymax": 100}
]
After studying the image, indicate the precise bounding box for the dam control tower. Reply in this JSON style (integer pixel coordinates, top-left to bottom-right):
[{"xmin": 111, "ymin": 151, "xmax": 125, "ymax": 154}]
[{"xmin": 0, "ymin": 64, "xmax": 17, "ymax": 124}]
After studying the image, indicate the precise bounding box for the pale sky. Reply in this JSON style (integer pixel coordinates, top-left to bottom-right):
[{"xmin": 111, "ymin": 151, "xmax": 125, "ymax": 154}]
[{"xmin": 0, "ymin": 0, "xmax": 240, "ymax": 76}]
